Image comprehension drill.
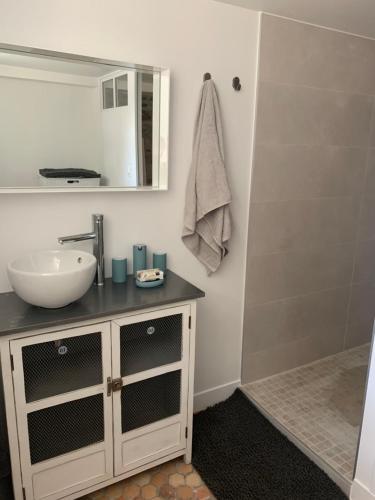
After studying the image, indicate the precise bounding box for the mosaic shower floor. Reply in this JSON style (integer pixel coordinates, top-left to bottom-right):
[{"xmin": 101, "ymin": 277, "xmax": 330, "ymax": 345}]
[
  {"xmin": 82, "ymin": 459, "xmax": 215, "ymax": 500},
  {"xmin": 242, "ymin": 343, "xmax": 370, "ymax": 483}
]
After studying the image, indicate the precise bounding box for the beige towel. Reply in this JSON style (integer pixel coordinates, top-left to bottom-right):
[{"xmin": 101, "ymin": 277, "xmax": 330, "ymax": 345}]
[{"xmin": 182, "ymin": 79, "xmax": 231, "ymax": 275}]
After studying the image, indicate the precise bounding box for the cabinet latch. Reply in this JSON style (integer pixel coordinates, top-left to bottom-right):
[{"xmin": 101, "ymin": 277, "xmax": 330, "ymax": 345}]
[
  {"xmin": 107, "ymin": 377, "xmax": 123, "ymax": 396},
  {"xmin": 112, "ymin": 378, "xmax": 123, "ymax": 392}
]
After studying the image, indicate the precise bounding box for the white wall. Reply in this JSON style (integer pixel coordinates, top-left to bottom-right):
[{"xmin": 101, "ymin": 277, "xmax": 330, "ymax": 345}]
[
  {"xmin": 0, "ymin": 0, "xmax": 260, "ymax": 407},
  {"xmin": 0, "ymin": 76, "xmax": 102, "ymax": 186}
]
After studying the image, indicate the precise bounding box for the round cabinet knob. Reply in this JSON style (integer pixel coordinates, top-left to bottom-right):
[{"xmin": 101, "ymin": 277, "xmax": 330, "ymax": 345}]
[
  {"xmin": 147, "ymin": 326, "xmax": 155, "ymax": 335},
  {"xmin": 58, "ymin": 345, "xmax": 68, "ymax": 355}
]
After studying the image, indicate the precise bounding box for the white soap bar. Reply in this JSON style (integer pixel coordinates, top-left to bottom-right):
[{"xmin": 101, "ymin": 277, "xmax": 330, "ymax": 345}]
[{"xmin": 136, "ymin": 268, "xmax": 164, "ymax": 282}]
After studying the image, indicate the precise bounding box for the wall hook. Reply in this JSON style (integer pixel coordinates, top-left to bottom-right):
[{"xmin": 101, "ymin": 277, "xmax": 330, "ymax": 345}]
[
  {"xmin": 203, "ymin": 72, "xmax": 211, "ymax": 81},
  {"xmin": 232, "ymin": 76, "xmax": 241, "ymax": 91}
]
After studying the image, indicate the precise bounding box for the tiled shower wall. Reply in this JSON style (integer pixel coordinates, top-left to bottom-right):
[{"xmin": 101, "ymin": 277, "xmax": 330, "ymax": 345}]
[{"xmin": 242, "ymin": 14, "xmax": 375, "ymax": 383}]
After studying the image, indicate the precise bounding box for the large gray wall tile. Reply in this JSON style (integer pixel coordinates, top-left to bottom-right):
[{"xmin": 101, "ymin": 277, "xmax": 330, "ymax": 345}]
[
  {"xmin": 353, "ymin": 240, "xmax": 375, "ymax": 284},
  {"xmin": 364, "ymin": 149, "xmax": 375, "ymax": 193},
  {"xmin": 345, "ymin": 318, "xmax": 374, "ymax": 349},
  {"xmin": 246, "ymin": 244, "xmax": 354, "ymax": 305},
  {"xmin": 248, "ymin": 197, "xmax": 360, "ymax": 255},
  {"xmin": 348, "ymin": 282, "xmax": 375, "ymax": 325},
  {"xmin": 345, "ymin": 282, "xmax": 375, "ymax": 349},
  {"xmin": 242, "ymin": 322, "xmax": 344, "ymax": 383},
  {"xmin": 256, "ymin": 81, "xmax": 373, "ymax": 147},
  {"xmin": 243, "ymin": 287, "xmax": 350, "ymax": 353},
  {"xmin": 366, "ymin": 103, "xmax": 375, "ymax": 147},
  {"xmin": 259, "ymin": 14, "xmax": 375, "ymax": 95},
  {"xmin": 252, "ymin": 145, "xmax": 366, "ymax": 202},
  {"xmin": 242, "ymin": 14, "xmax": 375, "ymax": 382},
  {"xmin": 358, "ymin": 196, "xmax": 375, "ymax": 241}
]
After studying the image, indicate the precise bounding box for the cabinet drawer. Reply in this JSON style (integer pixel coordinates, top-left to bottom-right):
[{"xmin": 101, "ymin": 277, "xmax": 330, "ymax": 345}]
[{"xmin": 118, "ymin": 313, "xmax": 183, "ymax": 376}]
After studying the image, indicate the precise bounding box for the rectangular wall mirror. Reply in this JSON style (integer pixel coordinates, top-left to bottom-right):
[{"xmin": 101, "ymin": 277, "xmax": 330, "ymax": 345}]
[{"xmin": 0, "ymin": 44, "xmax": 169, "ymax": 192}]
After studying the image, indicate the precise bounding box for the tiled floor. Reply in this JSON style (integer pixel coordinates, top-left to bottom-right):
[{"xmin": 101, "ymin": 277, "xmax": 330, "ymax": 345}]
[
  {"xmin": 82, "ymin": 458, "xmax": 215, "ymax": 500},
  {"xmin": 242, "ymin": 343, "xmax": 370, "ymax": 482}
]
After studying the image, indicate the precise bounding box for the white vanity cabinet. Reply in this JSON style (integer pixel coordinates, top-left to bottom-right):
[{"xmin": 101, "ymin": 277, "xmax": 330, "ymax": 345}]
[{"xmin": 1, "ymin": 301, "xmax": 197, "ymax": 500}]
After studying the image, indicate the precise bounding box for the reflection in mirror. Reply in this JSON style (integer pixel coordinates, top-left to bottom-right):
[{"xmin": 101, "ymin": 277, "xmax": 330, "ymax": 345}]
[
  {"xmin": 138, "ymin": 72, "xmax": 158, "ymax": 187},
  {"xmin": 0, "ymin": 47, "xmax": 169, "ymax": 190}
]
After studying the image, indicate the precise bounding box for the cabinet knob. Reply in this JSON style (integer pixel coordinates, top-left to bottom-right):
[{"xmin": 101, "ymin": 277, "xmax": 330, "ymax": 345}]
[{"xmin": 147, "ymin": 326, "xmax": 155, "ymax": 335}]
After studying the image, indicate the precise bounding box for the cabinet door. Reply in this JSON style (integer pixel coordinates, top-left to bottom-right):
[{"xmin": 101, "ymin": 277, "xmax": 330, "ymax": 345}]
[
  {"xmin": 111, "ymin": 305, "xmax": 190, "ymax": 475},
  {"xmin": 11, "ymin": 323, "xmax": 113, "ymax": 500}
]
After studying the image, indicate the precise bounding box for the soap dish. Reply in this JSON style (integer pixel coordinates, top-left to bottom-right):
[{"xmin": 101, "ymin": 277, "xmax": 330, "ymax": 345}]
[{"xmin": 136, "ymin": 278, "xmax": 164, "ymax": 288}]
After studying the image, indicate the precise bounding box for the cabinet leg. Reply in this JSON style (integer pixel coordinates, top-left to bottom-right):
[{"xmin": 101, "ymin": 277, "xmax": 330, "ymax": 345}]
[{"xmin": 184, "ymin": 448, "xmax": 192, "ymax": 464}]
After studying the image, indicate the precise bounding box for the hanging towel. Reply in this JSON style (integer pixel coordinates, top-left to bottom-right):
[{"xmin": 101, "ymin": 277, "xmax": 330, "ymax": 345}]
[{"xmin": 182, "ymin": 79, "xmax": 232, "ymax": 275}]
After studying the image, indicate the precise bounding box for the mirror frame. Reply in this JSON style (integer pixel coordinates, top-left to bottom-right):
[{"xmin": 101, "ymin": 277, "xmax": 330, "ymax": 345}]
[{"xmin": 0, "ymin": 43, "xmax": 170, "ymax": 193}]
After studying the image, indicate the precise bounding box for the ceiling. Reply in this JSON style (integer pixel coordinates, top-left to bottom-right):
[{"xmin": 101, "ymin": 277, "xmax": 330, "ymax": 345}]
[
  {"xmin": 216, "ymin": 0, "xmax": 375, "ymax": 39},
  {"xmin": 0, "ymin": 51, "xmax": 117, "ymax": 77}
]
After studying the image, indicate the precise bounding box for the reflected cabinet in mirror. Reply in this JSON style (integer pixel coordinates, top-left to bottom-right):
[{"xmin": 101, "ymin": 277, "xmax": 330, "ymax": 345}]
[{"xmin": 0, "ymin": 45, "xmax": 169, "ymax": 192}]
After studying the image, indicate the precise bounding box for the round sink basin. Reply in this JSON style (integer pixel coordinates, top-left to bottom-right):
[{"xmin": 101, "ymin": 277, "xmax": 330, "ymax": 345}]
[{"xmin": 7, "ymin": 250, "xmax": 96, "ymax": 308}]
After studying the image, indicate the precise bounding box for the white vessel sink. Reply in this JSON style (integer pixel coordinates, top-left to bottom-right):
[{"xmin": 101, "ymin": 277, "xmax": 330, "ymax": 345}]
[{"xmin": 7, "ymin": 250, "xmax": 96, "ymax": 308}]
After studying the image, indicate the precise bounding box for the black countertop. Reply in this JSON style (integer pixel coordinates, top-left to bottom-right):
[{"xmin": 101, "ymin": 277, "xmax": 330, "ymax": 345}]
[{"xmin": 0, "ymin": 271, "xmax": 205, "ymax": 337}]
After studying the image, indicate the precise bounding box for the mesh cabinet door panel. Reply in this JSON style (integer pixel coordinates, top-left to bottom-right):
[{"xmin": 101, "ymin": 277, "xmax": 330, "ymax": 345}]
[
  {"xmin": 120, "ymin": 314, "xmax": 182, "ymax": 376},
  {"xmin": 27, "ymin": 394, "xmax": 104, "ymax": 464},
  {"xmin": 22, "ymin": 332, "xmax": 102, "ymax": 402},
  {"xmin": 121, "ymin": 370, "xmax": 181, "ymax": 433}
]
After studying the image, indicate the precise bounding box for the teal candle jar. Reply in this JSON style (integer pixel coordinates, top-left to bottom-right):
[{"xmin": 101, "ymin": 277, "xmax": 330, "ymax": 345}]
[
  {"xmin": 112, "ymin": 257, "xmax": 127, "ymax": 283},
  {"xmin": 133, "ymin": 244, "xmax": 147, "ymax": 274},
  {"xmin": 153, "ymin": 252, "xmax": 167, "ymax": 273}
]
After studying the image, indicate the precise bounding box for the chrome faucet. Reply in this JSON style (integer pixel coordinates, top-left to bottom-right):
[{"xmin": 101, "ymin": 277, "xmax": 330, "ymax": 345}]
[{"xmin": 58, "ymin": 214, "xmax": 105, "ymax": 285}]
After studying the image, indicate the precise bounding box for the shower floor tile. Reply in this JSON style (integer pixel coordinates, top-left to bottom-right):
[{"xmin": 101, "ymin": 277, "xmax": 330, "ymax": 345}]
[{"xmin": 242, "ymin": 343, "xmax": 370, "ymax": 483}]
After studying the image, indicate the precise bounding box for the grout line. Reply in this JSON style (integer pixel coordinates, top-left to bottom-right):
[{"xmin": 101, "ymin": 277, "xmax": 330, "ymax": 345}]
[
  {"xmin": 258, "ymin": 77, "xmax": 375, "ymax": 99},
  {"xmin": 247, "ymin": 284, "xmax": 353, "ymax": 309},
  {"xmin": 250, "ymin": 195, "xmax": 362, "ymax": 204},
  {"xmin": 256, "ymin": 143, "xmax": 368, "ymax": 149},
  {"xmin": 243, "ymin": 342, "xmax": 370, "ymax": 387},
  {"xmin": 262, "ymin": 12, "xmax": 375, "ymax": 43},
  {"xmin": 248, "ymin": 240, "xmax": 355, "ymax": 259}
]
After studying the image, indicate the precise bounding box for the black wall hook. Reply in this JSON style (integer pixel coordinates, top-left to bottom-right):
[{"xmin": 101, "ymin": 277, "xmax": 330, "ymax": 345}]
[
  {"xmin": 232, "ymin": 76, "xmax": 241, "ymax": 91},
  {"xmin": 203, "ymin": 72, "xmax": 242, "ymax": 91}
]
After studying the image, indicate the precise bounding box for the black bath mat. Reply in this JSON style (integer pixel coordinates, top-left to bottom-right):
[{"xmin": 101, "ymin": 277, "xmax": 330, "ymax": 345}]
[{"xmin": 192, "ymin": 389, "xmax": 347, "ymax": 500}]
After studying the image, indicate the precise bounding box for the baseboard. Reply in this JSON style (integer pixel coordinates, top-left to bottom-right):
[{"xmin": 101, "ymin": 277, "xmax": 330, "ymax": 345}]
[
  {"xmin": 193, "ymin": 379, "xmax": 240, "ymax": 413},
  {"xmin": 351, "ymin": 480, "xmax": 375, "ymax": 500}
]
